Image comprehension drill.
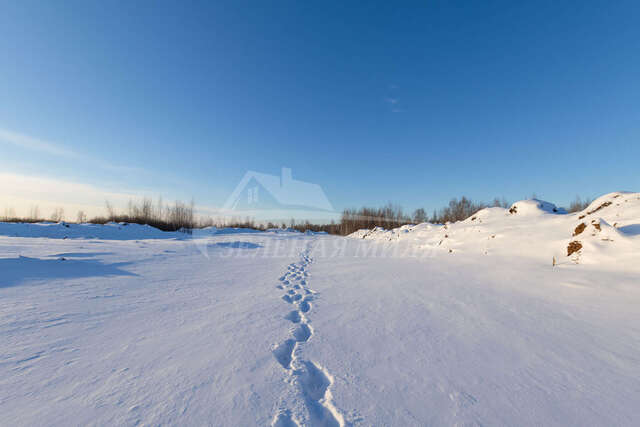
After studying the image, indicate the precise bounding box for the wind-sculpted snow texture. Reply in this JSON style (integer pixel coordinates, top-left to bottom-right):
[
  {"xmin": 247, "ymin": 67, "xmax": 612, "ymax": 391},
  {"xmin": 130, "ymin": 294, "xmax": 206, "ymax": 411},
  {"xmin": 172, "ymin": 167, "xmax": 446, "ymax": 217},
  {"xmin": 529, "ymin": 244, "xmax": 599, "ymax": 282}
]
[{"xmin": 1, "ymin": 192, "xmax": 640, "ymax": 426}]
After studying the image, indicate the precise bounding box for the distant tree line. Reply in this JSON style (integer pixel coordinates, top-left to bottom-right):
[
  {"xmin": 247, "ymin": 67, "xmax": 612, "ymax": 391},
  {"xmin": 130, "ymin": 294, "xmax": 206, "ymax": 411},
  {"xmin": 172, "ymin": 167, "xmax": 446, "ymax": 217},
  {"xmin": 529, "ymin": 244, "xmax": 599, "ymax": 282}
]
[
  {"xmin": 90, "ymin": 198, "xmax": 195, "ymax": 232},
  {"xmin": 0, "ymin": 194, "xmax": 595, "ymax": 235},
  {"xmin": 334, "ymin": 197, "xmax": 511, "ymax": 235},
  {"xmin": 339, "ymin": 203, "xmax": 410, "ymax": 235}
]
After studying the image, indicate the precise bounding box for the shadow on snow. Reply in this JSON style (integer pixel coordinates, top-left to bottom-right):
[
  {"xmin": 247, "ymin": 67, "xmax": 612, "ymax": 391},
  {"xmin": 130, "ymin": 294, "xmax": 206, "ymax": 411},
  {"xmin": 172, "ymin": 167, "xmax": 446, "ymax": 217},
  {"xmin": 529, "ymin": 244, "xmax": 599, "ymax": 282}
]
[{"xmin": 0, "ymin": 256, "xmax": 137, "ymax": 289}]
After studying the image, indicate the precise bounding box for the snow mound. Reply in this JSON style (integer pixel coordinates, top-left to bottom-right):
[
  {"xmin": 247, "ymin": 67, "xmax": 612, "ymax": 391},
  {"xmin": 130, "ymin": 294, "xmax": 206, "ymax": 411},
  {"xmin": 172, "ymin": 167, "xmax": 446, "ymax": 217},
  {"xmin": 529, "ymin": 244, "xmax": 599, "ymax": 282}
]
[
  {"xmin": 462, "ymin": 206, "xmax": 508, "ymax": 223},
  {"xmin": 0, "ymin": 222, "xmax": 265, "ymax": 240},
  {"xmin": 349, "ymin": 191, "xmax": 640, "ymax": 268},
  {"xmin": 508, "ymin": 199, "xmax": 564, "ymax": 216},
  {"xmin": 0, "ymin": 221, "xmax": 180, "ymax": 240},
  {"xmin": 565, "ymin": 192, "xmax": 640, "ymax": 265},
  {"xmin": 349, "ymin": 225, "xmax": 425, "ymax": 241}
]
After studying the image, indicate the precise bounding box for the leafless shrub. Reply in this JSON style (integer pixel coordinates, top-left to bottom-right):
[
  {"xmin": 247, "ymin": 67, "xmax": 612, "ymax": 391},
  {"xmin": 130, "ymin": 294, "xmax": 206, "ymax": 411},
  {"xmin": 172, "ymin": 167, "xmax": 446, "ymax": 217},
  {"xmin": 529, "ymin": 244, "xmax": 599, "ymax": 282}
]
[
  {"xmin": 29, "ymin": 205, "xmax": 41, "ymax": 221},
  {"xmin": 166, "ymin": 199, "xmax": 195, "ymax": 232},
  {"xmin": 492, "ymin": 197, "xmax": 510, "ymax": 208},
  {"xmin": 105, "ymin": 201, "xmax": 116, "ymax": 220},
  {"xmin": 568, "ymin": 196, "xmax": 592, "ymax": 213},
  {"xmin": 430, "ymin": 196, "xmax": 508, "ymax": 224},
  {"xmin": 340, "ymin": 203, "xmax": 411, "ymax": 235},
  {"xmin": 92, "ymin": 197, "xmax": 195, "ymax": 232},
  {"xmin": 2, "ymin": 207, "xmax": 16, "ymax": 221},
  {"xmin": 50, "ymin": 207, "xmax": 65, "ymax": 222},
  {"xmin": 413, "ymin": 208, "xmax": 427, "ymax": 224}
]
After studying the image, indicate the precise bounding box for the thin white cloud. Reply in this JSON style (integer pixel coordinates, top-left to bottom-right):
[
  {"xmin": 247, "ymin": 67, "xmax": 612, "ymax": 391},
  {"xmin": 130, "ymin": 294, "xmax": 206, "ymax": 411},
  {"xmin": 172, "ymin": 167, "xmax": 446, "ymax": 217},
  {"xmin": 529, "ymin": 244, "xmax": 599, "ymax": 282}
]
[
  {"xmin": 0, "ymin": 127, "xmax": 79, "ymax": 158},
  {"xmin": 0, "ymin": 126, "xmax": 146, "ymax": 175},
  {"xmin": 385, "ymin": 97, "xmax": 404, "ymax": 113},
  {"xmin": 0, "ymin": 172, "xmax": 219, "ymax": 221},
  {"xmin": 0, "ymin": 172, "xmax": 139, "ymax": 218}
]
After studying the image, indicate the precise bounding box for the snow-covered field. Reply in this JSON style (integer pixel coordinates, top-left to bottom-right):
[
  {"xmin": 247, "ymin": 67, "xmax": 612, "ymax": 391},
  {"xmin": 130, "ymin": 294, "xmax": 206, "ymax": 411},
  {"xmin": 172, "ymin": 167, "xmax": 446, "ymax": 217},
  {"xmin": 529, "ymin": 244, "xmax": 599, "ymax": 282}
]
[{"xmin": 1, "ymin": 192, "xmax": 640, "ymax": 426}]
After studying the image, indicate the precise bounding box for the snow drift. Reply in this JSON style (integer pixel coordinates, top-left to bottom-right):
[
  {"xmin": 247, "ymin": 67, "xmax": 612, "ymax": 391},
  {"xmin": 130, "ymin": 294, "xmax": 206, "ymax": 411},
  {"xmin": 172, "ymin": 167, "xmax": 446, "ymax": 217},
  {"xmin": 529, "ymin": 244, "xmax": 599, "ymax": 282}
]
[
  {"xmin": 349, "ymin": 192, "xmax": 640, "ymax": 269},
  {"xmin": 0, "ymin": 221, "xmax": 265, "ymax": 240}
]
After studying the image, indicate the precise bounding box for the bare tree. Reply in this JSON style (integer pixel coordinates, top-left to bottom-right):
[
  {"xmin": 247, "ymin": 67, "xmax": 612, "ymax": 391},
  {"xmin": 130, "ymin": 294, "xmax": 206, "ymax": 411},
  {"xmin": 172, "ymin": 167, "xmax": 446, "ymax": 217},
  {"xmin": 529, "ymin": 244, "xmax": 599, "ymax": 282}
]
[
  {"xmin": 77, "ymin": 210, "xmax": 87, "ymax": 223},
  {"xmin": 105, "ymin": 200, "xmax": 116, "ymax": 220},
  {"xmin": 29, "ymin": 205, "xmax": 40, "ymax": 221},
  {"xmin": 166, "ymin": 199, "xmax": 195, "ymax": 232},
  {"xmin": 339, "ymin": 203, "xmax": 411, "ymax": 235},
  {"xmin": 413, "ymin": 208, "xmax": 427, "ymax": 224},
  {"xmin": 50, "ymin": 207, "xmax": 65, "ymax": 222},
  {"xmin": 2, "ymin": 207, "xmax": 16, "ymax": 221},
  {"xmin": 492, "ymin": 197, "xmax": 510, "ymax": 208},
  {"xmin": 568, "ymin": 196, "xmax": 592, "ymax": 213},
  {"xmin": 155, "ymin": 196, "xmax": 164, "ymax": 221},
  {"xmin": 95, "ymin": 197, "xmax": 195, "ymax": 232}
]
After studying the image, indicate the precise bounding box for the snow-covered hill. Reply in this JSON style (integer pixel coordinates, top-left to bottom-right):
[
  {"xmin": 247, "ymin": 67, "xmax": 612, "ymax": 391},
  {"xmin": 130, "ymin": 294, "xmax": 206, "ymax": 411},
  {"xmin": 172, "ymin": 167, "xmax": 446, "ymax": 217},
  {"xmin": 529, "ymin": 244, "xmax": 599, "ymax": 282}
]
[
  {"xmin": 350, "ymin": 191, "xmax": 640, "ymax": 270},
  {"xmin": 0, "ymin": 221, "xmax": 262, "ymax": 240}
]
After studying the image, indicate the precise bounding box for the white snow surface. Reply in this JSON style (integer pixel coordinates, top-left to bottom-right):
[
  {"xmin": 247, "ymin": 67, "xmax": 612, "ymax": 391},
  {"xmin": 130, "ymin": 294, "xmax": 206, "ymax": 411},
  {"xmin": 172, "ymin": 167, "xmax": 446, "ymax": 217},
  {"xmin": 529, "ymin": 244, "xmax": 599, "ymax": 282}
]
[{"xmin": 1, "ymin": 192, "xmax": 640, "ymax": 426}]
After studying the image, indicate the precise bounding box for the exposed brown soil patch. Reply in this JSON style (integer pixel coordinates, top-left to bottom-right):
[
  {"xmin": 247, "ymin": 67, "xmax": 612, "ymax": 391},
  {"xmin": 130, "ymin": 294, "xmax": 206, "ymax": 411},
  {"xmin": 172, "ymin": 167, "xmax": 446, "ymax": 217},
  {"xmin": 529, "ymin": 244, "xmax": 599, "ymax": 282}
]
[
  {"xmin": 593, "ymin": 223, "xmax": 601, "ymax": 231},
  {"xmin": 509, "ymin": 206, "xmax": 517, "ymax": 214},
  {"xmin": 586, "ymin": 201, "xmax": 612, "ymax": 215},
  {"xmin": 573, "ymin": 223, "xmax": 586, "ymax": 236},
  {"xmin": 567, "ymin": 241, "xmax": 582, "ymax": 256}
]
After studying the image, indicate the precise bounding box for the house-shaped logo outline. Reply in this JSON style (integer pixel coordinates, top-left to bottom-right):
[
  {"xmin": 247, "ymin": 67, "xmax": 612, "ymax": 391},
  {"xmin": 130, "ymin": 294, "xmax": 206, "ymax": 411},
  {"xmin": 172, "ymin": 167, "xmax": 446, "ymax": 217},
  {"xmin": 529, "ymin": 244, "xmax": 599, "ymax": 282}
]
[{"xmin": 222, "ymin": 168, "xmax": 334, "ymax": 213}]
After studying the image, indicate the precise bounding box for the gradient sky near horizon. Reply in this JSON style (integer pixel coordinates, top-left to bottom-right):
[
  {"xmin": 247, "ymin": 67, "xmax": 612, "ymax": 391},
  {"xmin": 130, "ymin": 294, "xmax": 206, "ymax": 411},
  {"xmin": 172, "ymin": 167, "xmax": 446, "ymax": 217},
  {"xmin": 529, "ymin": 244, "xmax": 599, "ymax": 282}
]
[{"xmin": 1, "ymin": 0, "xmax": 639, "ymax": 218}]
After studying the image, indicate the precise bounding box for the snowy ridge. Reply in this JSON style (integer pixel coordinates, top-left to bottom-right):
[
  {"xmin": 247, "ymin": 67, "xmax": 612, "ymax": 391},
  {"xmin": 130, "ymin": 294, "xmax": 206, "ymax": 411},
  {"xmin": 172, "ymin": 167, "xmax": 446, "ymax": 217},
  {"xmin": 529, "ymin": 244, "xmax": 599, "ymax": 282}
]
[
  {"xmin": 0, "ymin": 221, "xmax": 265, "ymax": 240},
  {"xmin": 349, "ymin": 191, "xmax": 640, "ymax": 268},
  {"xmin": 272, "ymin": 241, "xmax": 345, "ymax": 427}
]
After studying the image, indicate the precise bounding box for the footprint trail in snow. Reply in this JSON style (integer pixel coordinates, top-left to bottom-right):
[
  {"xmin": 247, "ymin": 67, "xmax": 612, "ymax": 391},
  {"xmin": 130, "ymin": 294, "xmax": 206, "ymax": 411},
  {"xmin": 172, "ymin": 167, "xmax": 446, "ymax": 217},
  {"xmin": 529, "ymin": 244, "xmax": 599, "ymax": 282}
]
[{"xmin": 271, "ymin": 240, "xmax": 345, "ymax": 427}]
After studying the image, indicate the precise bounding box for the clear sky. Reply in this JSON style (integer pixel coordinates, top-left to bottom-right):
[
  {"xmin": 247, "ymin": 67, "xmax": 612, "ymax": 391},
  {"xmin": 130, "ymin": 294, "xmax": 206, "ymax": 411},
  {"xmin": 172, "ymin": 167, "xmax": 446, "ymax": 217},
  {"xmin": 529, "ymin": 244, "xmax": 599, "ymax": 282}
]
[{"xmin": 1, "ymin": 0, "xmax": 639, "ymax": 218}]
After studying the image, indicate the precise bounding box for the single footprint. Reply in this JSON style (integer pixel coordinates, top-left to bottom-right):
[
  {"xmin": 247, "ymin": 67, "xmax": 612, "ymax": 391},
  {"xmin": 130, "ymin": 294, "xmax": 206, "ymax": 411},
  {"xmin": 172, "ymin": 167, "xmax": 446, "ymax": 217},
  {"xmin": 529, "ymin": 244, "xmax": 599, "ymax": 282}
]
[
  {"xmin": 285, "ymin": 310, "xmax": 302, "ymax": 323},
  {"xmin": 282, "ymin": 295, "xmax": 294, "ymax": 304},
  {"xmin": 295, "ymin": 362, "xmax": 342, "ymax": 427},
  {"xmin": 273, "ymin": 339, "xmax": 296, "ymax": 369},
  {"xmin": 293, "ymin": 323, "xmax": 312, "ymax": 342},
  {"xmin": 299, "ymin": 300, "xmax": 311, "ymax": 313}
]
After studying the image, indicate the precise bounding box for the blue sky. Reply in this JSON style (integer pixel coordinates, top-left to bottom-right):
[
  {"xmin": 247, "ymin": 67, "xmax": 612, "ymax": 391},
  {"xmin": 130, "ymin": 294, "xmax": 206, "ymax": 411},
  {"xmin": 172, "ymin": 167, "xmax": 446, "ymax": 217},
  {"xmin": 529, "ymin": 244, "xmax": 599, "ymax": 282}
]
[{"xmin": 1, "ymin": 0, "xmax": 639, "ymax": 218}]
